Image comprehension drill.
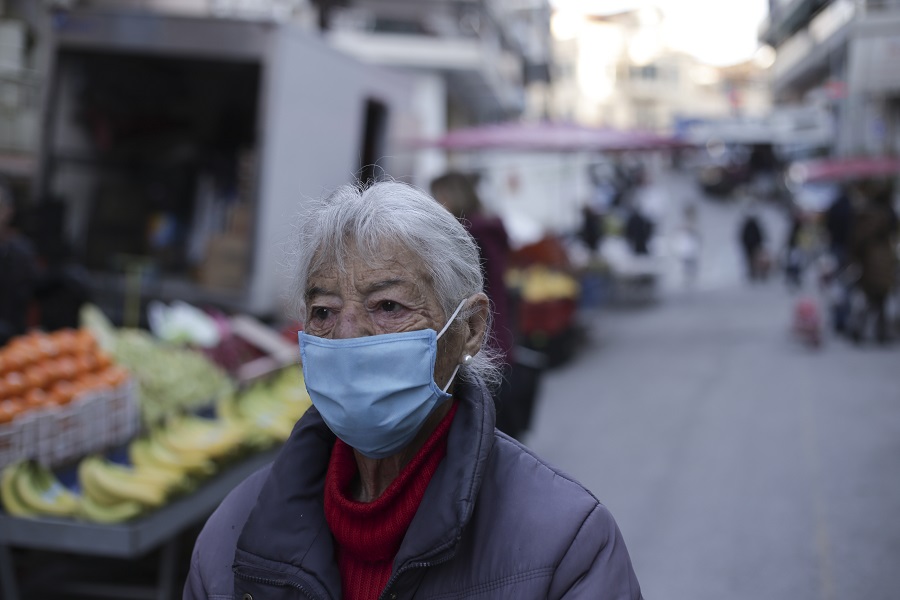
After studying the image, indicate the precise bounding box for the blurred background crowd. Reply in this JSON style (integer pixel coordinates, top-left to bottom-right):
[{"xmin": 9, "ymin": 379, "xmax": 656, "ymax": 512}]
[{"xmin": 1, "ymin": 0, "xmax": 900, "ymax": 599}]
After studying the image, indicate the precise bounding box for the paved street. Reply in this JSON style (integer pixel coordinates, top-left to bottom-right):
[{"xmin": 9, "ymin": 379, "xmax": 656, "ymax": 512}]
[{"xmin": 524, "ymin": 170, "xmax": 900, "ymax": 600}]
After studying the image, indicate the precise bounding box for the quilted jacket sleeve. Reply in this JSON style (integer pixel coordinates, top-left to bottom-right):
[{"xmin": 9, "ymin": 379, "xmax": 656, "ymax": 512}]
[
  {"xmin": 548, "ymin": 503, "xmax": 643, "ymax": 599},
  {"xmin": 182, "ymin": 465, "xmax": 273, "ymax": 600},
  {"xmin": 183, "ymin": 549, "xmax": 209, "ymax": 600}
]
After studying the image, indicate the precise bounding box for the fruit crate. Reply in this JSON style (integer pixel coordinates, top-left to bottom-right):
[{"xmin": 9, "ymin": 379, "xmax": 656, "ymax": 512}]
[{"xmin": 0, "ymin": 379, "xmax": 140, "ymax": 470}]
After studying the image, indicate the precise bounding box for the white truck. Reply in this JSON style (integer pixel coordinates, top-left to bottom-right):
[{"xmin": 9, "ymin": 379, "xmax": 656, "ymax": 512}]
[{"xmin": 34, "ymin": 9, "xmax": 413, "ymax": 321}]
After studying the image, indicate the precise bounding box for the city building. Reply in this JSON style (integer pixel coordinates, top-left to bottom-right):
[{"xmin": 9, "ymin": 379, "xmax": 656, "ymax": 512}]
[
  {"xmin": 549, "ymin": 6, "xmax": 771, "ymax": 132},
  {"xmin": 761, "ymin": 0, "xmax": 900, "ymax": 156},
  {"xmin": 322, "ymin": 0, "xmax": 552, "ymax": 184},
  {"xmin": 0, "ymin": 0, "xmax": 551, "ymax": 187}
]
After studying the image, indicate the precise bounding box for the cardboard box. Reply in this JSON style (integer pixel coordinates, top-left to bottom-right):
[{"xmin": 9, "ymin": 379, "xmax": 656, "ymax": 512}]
[{"xmin": 198, "ymin": 234, "xmax": 250, "ymax": 289}]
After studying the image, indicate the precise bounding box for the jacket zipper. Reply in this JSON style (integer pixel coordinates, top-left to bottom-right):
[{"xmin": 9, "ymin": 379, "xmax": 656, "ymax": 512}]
[
  {"xmin": 378, "ymin": 543, "xmax": 458, "ymax": 600},
  {"xmin": 236, "ymin": 572, "xmax": 322, "ymax": 600}
]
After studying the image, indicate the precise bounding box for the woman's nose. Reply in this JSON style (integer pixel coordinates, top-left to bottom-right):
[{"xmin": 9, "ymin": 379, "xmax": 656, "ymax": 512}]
[{"xmin": 332, "ymin": 304, "xmax": 372, "ymax": 339}]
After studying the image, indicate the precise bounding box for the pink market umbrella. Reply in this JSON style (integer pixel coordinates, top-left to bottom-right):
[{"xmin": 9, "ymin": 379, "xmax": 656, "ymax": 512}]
[
  {"xmin": 411, "ymin": 122, "xmax": 689, "ymax": 153},
  {"xmin": 790, "ymin": 156, "xmax": 900, "ymax": 184}
]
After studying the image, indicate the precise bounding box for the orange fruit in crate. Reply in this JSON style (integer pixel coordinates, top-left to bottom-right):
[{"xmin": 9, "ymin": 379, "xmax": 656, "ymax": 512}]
[
  {"xmin": 49, "ymin": 381, "xmax": 75, "ymax": 406},
  {"xmin": 14, "ymin": 339, "xmax": 39, "ymax": 368},
  {"xmin": 24, "ymin": 388, "xmax": 48, "ymax": 409},
  {"xmin": 77, "ymin": 372, "xmax": 99, "ymax": 391},
  {"xmin": 74, "ymin": 354, "xmax": 96, "ymax": 376},
  {"xmin": 34, "ymin": 335, "xmax": 60, "ymax": 361},
  {"xmin": 3, "ymin": 372, "xmax": 26, "ymax": 397},
  {"xmin": 93, "ymin": 351, "xmax": 112, "ymax": 371},
  {"xmin": 97, "ymin": 366, "xmax": 126, "ymax": 388},
  {"xmin": 3, "ymin": 348, "xmax": 28, "ymax": 373},
  {"xmin": 23, "ymin": 365, "xmax": 49, "ymax": 391},
  {"xmin": 51, "ymin": 329, "xmax": 77, "ymax": 356},
  {"xmin": 70, "ymin": 378, "xmax": 95, "ymax": 399},
  {"xmin": 56, "ymin": 357, "xmax": 78, "ymax": 382},
  {"xmin": 0, "ymin": 399, "xmax": 25, "ymax": 423},
  {"xmin": 73, "ymin": 329, "xmax": 98, "ymax": 355}
]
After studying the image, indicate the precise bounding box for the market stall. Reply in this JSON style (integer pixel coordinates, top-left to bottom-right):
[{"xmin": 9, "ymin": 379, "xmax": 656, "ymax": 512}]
[{"xmin": 0, "ymin": 304, "xmax": 308, "ymax": 599}]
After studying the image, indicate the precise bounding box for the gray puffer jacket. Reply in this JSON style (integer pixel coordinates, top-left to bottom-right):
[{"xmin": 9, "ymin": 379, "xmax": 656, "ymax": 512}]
[{"xmin": 184, "ymin": 377, "xmax": 643, "ymax": 599}]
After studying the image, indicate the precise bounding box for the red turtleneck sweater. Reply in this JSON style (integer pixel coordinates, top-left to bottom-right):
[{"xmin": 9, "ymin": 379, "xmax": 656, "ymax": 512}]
[{"xmin": 323, "ymin": 402, "xmax": 459, "ymax": 600}]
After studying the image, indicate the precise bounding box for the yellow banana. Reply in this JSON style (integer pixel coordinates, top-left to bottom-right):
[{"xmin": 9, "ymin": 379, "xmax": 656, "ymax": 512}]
[
  {"xmin": 143, "ymin": 433, "xmax": 217, "ymax": 477},
  {"xmin": 78, "ymin": 456, "xmax": 167, "ymax": 508},
  {"xmin": 129, "ymin": 438, "xmax": 191, "ymax": 482},
  {"xmin": 14, "ymin": 461, "xmax": 80, "ymax": 518},
  {"xmin": 79, "ymin": 494, "xmax": 144, "ymax": 524},
  {"xmin": 158, "ymin": 418, "xmax": 244, "ymax": 462},
  {"xmin": 1, "ymin": 462, "xmax": 36, "ymax": 518}
]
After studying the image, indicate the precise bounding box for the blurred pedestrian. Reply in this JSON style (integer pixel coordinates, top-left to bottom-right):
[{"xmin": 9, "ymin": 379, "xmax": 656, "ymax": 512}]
[
  {"xmin": 825, "ymin": 186, "xmax": 854, "ymax": 267},
  {"xmin": 823, "ymin": 187, "xmax": 854, "ymax": 332},
  {"xmin": 430, "ymin": 171, "xmax": 521, "ymax": 437},
  {"xmin": 673, "ymin": 203, "xmax": 701, "ymax": 286},
  {"xmin": 847, "ymin": 183, "xmax": 898, "ymax": 344},
  {"xmin": 738, "ymin": 207, "xmax": 766, "ymax": 281},
  {"xmin": 0, "ymin": 180, "xmax": 39, "ymax": 345},
  {"xmin": 783, "ymin": 210, "xmax": 806, "ymax": 290},
  {"xmin": 578, "ymin": 204, "xmax": 603, "ymax": 258},
  {"xmin": 624, "ymin": 200, "xmax": 655, "ymax": 256}
]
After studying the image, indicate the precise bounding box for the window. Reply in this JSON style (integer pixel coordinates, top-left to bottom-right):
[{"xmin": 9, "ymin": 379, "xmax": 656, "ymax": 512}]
[{"xmin": 628, "ymin": 64, "xmax": 658, "ymax": 81}]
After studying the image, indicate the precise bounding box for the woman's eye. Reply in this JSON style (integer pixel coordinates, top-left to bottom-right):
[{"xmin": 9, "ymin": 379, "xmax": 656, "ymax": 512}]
[
  {"xmin": 310, "ymin": 307, "xmax": 331, "ymax": 321},
  {"xmin": 380, "ymin": 301, "xmax": 400, "ymax": 313}
]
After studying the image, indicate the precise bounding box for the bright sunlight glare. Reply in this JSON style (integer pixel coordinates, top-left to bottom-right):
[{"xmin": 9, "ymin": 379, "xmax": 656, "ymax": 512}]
[{"xmin": 550, "ymin": 0, "xmax": 770, "ymax": 67}]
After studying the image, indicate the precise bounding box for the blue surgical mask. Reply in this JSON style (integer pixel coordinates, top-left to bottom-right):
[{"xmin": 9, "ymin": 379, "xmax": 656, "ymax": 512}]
[{"xmin": 298, "ymin": 299, "xmax": 467, "ymax": 459}]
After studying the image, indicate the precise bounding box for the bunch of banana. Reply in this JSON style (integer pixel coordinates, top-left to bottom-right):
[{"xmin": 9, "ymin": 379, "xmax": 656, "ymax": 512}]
[
  {"xmin": 270, "ymin": 368, "xmax": 314, "ymax": 422},
  {"xmin": 1, "ymin": 462, "xmax": 34, "ymax": 517},
  {"xmin": 128, "ymin": 435, "xmax": 214, "ymax": 483},
  {"xmin": 153, "ymin": 414, "xmax": 247, "ymax": 466},
  {"xmin": 223, "ymin": 368, "xmax": 312, "ymax": 445},
  {"xmin": 78, "ymin": 455, "xmax": 171, "ymax": 517},
  {"xmin": 215, "ymin": 394, "xmax": 276, "ymax": 452},
  {"xmin": 1, "ymin": 460, "xmax": 80, "ymax": 519},
  {"xmin": 79, "ymin": 493, "xmax": 144, "ymax": 524}
]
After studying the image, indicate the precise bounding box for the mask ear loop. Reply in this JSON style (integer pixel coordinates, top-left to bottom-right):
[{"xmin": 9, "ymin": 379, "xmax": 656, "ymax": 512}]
[
  {"xmin": 436, "ymin": 298, "xmax": 468, "ymax": 340},
  {"xmin": 442, "ymin": 365, "xmax": 461, "ymax": 393},
  {"xmin": 437, "ymin": 298, "xmax": 469, "ymax": 393}
]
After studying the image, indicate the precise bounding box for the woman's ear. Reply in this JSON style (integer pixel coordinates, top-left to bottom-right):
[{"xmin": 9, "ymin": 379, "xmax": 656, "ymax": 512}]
[{"xmin": 462, "ymin": 293, "xmax": 490, "ymax": 358}]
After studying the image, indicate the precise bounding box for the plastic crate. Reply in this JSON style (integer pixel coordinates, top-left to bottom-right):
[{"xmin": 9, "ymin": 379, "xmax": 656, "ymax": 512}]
[
  {"xmin": 0, "ymin": 418, "xmax": 25, "ymax": 471},
  {"xmin": 0, "ymin": 378, "xmax": 139, "ymax": 469}
]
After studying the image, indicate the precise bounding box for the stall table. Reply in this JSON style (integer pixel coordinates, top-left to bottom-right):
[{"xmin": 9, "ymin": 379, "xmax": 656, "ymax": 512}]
[{"xmin": 0, "ymin": 448, "xmax": 278, "ymax": 600}]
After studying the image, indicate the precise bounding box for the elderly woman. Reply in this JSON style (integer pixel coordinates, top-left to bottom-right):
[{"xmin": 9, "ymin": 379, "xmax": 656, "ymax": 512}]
[{"xmin": 184, "ymin": 181, "xmax": 643, "ymax": 599}]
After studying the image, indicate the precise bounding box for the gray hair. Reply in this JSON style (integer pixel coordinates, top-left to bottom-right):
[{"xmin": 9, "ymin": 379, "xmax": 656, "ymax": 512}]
[{"xmin": 291, "ymin": 180, "xmax": 503, "ymax": 388}]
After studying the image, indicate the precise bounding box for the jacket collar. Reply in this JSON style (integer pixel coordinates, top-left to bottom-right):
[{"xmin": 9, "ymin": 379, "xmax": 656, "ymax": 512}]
[{"xmin": 235, "ymin": 377, "xmax": 496, "ymax": 595}]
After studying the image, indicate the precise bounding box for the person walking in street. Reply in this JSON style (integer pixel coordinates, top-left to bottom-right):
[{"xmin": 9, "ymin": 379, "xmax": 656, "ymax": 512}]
[
  {"xmin": 823, "ymin": 187, "xmax": 855, "ymax": 333},
  {"xmin": 624, "ymin": 201, "xmax": 655, "ymax": 257},
  {"xmin": 673, "ymin": 202, "xmax": 701, "ymax": 287},
  {"xmin": 739, "ymin": 207, "xmax": 766, "ymax": 282},
  {"xmin": 185, "ymin": 180, "xmax": 644, "ymax": 600},
  {"xmin": 847, "ymin": 183, "xmax": 898, "ymax": 344},
  {"xmin": 783, "ymin": 210, "xmax": 807, "ymax": 290},
  {"xmin": 430, "ymin": 171, "xmax": 523, "ymax": 437}
]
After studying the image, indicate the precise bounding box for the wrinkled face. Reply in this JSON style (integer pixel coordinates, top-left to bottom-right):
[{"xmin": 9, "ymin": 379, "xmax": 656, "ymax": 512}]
[{"xmin": 303, "ymin": 239, "xmax": 466, "ymax": 388}]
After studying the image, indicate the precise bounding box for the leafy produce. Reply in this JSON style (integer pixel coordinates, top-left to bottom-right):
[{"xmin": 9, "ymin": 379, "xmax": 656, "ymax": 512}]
[{"xmin": 80, "ymin": 305, "xmax": 233, "ymax": 426}]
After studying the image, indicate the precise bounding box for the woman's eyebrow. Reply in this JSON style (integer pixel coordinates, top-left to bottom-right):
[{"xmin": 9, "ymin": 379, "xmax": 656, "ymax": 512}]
[
  {"xmin": 305, "ymin": 285, "xmax": 335, "ymax": 301},
  {"xmin": 365, "ymin": 278, "xmax": 412, "ymax": 293},
  {"xmin": 363, "ymin": 277, "xmax": 417, "ymax": 294}
]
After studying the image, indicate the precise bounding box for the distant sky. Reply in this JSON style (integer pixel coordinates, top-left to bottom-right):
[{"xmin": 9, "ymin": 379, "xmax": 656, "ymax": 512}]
[{"xmin": 550, "ymin": 0, "xmax": 770, "ymax": 67}]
